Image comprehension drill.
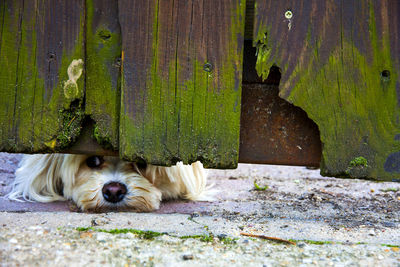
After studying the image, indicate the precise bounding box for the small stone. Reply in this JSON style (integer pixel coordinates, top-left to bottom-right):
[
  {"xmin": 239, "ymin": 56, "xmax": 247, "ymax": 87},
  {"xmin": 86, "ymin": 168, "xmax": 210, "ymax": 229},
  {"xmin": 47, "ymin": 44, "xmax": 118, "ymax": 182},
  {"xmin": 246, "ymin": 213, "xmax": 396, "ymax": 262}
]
[
  {"xmin": 80, "ymin": 232, "xmax": 93, "ymax": 239},
  {"xmin": 368, "ymin": 229, "xmax": 376, "ymax": 236},
  {"xmin": 9, "ymin": 238, "xmax": 18, "ymax": 244},
  {"xmin": 190, "ymin": 212, "xmax": 200, "ymax": 218},
  {"xmin": 377, "ymin": 255, "xmax": 384, "ymax": 260},
  {"xmin": 182, "ymin": 254, "xmax": 194, "ymax": 260},
  {"xmin": 297, "ymin": 243, "xmax": 306, "ymax": 248},
  {"xmin": 125, "ymin": 232, "xmax": 135, "ymax": 238},
  {"xmin": 96, "ymin": 233, "xmax": 108, "ymax": 242},
  {"xmin": 391, "ymin": 247, "xmax": 399, "ymax": 252},
  {"xmin": 382, "ymin": 221, "xmax": 396, "ymax": 228}
]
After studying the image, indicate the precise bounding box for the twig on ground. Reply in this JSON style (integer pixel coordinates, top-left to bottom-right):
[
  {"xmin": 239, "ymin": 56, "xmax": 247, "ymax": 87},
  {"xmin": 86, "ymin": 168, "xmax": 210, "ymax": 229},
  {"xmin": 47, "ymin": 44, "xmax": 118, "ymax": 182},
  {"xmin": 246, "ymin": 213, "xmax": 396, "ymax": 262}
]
[{"xmin": 240, "ymin": 232, "xmax": 296, "ymax": 245}]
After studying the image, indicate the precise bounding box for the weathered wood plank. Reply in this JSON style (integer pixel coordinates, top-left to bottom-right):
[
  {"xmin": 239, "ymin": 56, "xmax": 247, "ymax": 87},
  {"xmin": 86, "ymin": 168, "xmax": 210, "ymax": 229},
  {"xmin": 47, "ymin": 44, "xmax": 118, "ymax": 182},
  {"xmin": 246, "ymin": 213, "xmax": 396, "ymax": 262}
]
[
  {"xmin": 254, "ymin": 0, "xmax": 400, "ymax": 180},
  {"xmin": 118, "ymin": 0, "xmax": 246, "ymax": 168},
  {"xmin": 85, "ymin": 0, "xmax": 121, "ymax": 150},
  {"xmin": 0, "ymin": 0, "xmax": 85, "ymax": 152}
]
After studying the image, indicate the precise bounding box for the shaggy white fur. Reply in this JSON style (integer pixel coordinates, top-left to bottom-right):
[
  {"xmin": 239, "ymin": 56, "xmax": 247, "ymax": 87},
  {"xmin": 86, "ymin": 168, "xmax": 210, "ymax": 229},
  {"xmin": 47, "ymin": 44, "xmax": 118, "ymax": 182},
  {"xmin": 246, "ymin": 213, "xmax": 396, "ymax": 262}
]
[{"xmin": 7, "ymin": 154, "xmax": 215, "ymax": 212}]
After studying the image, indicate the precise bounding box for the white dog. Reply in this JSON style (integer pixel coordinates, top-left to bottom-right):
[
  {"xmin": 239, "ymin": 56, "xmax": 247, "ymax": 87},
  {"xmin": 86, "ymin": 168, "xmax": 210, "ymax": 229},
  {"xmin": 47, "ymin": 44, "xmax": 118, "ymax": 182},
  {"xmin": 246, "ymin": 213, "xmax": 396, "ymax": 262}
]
[{"xmin": 8, "ymin": 154, "xmax": 214, "ymax": 212}]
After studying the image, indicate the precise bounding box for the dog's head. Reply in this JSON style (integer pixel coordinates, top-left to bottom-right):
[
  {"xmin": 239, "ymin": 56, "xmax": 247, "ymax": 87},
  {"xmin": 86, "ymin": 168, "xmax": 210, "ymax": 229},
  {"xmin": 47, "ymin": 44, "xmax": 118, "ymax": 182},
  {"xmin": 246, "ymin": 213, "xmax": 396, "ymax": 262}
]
[
  {"xmin": 12, "ymin": 154, "xmax": 162, "ymax": 212},
  {"xmin": 63, "ymin": 155, "xmax": 162, "ymax": 212}
]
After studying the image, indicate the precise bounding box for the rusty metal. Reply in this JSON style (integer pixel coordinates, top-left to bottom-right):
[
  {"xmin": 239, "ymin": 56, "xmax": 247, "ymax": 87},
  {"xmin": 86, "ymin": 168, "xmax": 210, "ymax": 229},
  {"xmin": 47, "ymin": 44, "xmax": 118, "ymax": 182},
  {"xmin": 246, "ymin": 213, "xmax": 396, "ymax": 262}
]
[{"xmin": 239, "ymin": 83, "xmax": 321, "ymax": 167}]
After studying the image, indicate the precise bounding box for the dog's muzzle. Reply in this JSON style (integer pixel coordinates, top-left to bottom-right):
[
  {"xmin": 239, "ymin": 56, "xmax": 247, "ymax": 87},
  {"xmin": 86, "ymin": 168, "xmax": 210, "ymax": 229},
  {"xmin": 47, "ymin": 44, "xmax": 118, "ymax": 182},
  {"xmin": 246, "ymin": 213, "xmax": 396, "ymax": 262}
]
[{"xmin": 102, "ymin": 182, "xmax": 127, "ymax": 203}]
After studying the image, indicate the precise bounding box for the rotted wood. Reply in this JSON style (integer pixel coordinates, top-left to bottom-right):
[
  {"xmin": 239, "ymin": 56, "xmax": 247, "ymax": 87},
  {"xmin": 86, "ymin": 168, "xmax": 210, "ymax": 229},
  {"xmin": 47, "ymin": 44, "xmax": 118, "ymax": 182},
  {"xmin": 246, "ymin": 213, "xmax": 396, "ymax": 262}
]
[
  {"xmin": 254, "ymin": 0, "xmax": 400, "ymax": 180},
  {"xmin": 118, "ymin": 0, "xmax": 246, "ymax": 168},
  {"xmin": 0, "ymin": 0, "xmax": 85, "ymax": 152}
]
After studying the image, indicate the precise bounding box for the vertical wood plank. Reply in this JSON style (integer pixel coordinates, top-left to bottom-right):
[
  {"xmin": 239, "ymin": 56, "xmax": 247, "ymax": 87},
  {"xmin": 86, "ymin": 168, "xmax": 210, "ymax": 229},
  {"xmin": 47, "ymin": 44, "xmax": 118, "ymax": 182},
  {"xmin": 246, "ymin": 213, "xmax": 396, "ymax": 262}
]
[
  {"xmin": 85, "ymin": 0, "xmax": 121, "ymax": 150},
  {"xmin": 254, "ymin": 0, "xmax": 400, "ymax": 180},
  {"xmin": 119, "ymin": 0, "xmax": 246, "ymax": 168},
  {"xmin": 0, "ymin": 0, "xmax": 85, "ymax": 152}
]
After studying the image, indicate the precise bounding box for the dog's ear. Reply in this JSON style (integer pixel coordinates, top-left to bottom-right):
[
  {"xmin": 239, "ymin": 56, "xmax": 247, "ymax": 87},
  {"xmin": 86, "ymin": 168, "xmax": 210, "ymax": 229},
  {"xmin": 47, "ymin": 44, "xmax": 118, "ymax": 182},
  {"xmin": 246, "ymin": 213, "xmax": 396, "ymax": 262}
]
[
  {"xmin": 8, "ymin": 154, "xmax": 66, "ymax": 202},
  {"xmin": 144, "ymin": 161, "xmax": 217, "ymax": 201}
]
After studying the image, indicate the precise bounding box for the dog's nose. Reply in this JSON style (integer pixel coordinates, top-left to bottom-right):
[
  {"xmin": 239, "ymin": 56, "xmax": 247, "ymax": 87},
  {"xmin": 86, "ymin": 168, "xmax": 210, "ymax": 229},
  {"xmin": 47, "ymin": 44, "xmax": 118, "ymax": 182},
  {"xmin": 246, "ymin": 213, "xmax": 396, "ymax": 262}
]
[{"xmin": 102, "ymin": 182, "xmax": 127, "ymax": 203}]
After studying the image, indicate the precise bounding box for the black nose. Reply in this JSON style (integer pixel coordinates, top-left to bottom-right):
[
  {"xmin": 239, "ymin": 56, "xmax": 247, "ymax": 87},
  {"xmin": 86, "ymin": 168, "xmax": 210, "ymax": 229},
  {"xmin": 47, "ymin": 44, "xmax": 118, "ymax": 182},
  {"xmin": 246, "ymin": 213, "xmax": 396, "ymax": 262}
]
[{"xmin": 102, "ymin": 182, "xmax": 127, "ymax": 203}]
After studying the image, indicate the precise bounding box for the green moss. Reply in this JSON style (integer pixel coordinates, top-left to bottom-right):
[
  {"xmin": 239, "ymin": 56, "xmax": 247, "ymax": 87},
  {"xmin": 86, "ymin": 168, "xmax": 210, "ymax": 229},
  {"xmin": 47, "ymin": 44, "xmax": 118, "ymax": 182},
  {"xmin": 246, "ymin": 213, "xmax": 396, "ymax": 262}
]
[
  {"xmin": 85, "ymin": 0, "xmax": 121, "ymax": 150},
  {"xmin": 298, "ymin": 240, "xmax": 333, "ymax": 245},
  {"xmin": 254, "ymin": 180, "xmax": 268, "ymax": 191},
  {"xmin": 120, "ymin": 1, "xmax": 245, "ymax": 168},
  {"xmin": 0, "ymin": 1, "xmax": 85, "ymax": 152},
  {"xmin": 254, "ymin": 2, "xmax": 399, "ymax": 180},
  {"xmin": 76, "ymin": 227, "xmax": 164, "ymax": 240},
  {"xmin": 180, "ymin": 234, "xmax": 214, "ymax": 243},
  {"xmin": 380, "ymin": 188, "xmax": 400, "ymax": 193},
  {"xmin": 349, "ymin": 157, "xmax": 369, "ymax": 167},
  {"xmin": 219, "ymin": 236, "xmax": 238, "ymax": 245},
  {"xmin": 56, "ymin": 106, "xmax": 85, "ymax": 149},
  {"xmin": 93, "ymin": 124, "xmax": 114, "ymax": 150},
  {"xmin": 381, "ymin": 244, "xmax": 400, "ymax": 248},
  {"xmin": 290, "ymin": 239, "xmax": 400, "ymax": 247},
  {"xmin": 75, "ymin": 226, "xmax": 238, "ymax": 244},
  {"xmin": 346, "ymin": 157, "xmax": 370, "ymax": 178}
]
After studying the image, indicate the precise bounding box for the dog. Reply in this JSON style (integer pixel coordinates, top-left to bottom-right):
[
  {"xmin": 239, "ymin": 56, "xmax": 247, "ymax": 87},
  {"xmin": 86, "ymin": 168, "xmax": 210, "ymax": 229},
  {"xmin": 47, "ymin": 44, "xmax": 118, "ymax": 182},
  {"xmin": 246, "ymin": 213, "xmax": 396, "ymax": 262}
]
[{"xmin": 7, "ymin": 154, "xmax": 215, "ymax": 212}]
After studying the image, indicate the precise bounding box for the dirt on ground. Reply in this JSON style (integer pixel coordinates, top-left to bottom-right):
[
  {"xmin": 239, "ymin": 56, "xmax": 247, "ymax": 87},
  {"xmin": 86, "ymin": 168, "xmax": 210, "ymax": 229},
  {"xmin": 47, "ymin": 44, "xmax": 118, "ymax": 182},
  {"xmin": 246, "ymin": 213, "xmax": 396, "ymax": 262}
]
[{"xmin": 0, "ymin": 152, "xmax": 399, "ymax": 266}]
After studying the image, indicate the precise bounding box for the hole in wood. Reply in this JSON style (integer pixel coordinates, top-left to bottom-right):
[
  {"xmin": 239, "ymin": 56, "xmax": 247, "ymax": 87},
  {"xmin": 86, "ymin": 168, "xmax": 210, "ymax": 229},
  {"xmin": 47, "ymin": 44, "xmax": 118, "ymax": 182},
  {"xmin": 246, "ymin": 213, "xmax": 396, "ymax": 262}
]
[
  {"xmin": 47, "ymin": 52, "xmax": 56, "ymax": 61},
  {"xmin": 98, "ymin": 30, "xmax": 111, "ymax": 40},
  {"xmin": 381, "ymin": 70, "xmax": 390, "ymax": 79}
]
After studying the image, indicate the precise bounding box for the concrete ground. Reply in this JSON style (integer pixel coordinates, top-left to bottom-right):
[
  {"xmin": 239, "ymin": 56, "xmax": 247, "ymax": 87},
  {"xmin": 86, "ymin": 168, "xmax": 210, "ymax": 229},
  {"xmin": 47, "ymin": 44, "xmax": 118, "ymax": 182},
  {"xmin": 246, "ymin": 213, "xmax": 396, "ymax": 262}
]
[{"xmin": 0, "ymin": 152, "xmax": 400, "ymax": 266}]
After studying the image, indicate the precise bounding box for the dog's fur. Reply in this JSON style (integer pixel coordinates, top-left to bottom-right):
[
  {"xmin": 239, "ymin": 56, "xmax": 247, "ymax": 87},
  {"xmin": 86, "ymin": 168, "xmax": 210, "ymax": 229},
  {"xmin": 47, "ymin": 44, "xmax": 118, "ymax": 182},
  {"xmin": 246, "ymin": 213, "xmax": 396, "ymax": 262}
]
[{"xmin": 7, "ymin": 154, "xmax": 215, "ymax": 212}]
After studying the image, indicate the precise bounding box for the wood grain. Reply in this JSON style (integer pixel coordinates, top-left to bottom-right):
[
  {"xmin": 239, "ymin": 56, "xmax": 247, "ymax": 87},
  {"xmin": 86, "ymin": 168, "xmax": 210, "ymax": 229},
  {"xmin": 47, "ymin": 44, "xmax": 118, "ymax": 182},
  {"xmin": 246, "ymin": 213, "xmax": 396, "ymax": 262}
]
[
  {"xmin": 254, "ymin": 0, "xmax": 400, "ymax": 180},
  {"xmin": 85, "ymin": 0, "xmax": 121, "ymax": 150},
  {"xmin": 0, "ymin": 0, "xmax": 85, "ymax": 152},
  {"xmin": 118, "ymin": 0, "xmax": 246, "ymax": 168}
]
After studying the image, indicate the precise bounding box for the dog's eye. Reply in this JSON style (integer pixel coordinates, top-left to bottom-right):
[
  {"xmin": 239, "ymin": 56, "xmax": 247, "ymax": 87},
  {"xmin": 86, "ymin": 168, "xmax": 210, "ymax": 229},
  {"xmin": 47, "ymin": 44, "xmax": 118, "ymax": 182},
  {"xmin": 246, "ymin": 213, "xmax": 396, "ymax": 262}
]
[
  {"xmin": 133, "ymin": 160, "xmax": 147, "ymax": 172},
  {"xmin": 86, "ymin": 156, "xmax": 104, "ymax": 168}
]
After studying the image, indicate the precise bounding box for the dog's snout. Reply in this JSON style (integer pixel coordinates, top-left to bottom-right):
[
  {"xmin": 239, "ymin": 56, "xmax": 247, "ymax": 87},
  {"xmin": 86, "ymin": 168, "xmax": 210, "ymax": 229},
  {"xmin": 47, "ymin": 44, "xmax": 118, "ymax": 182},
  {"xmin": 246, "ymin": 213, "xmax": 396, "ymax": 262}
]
[{"xmin": 102, "ymin": 182, "xmax": 127, "ymax": 203}]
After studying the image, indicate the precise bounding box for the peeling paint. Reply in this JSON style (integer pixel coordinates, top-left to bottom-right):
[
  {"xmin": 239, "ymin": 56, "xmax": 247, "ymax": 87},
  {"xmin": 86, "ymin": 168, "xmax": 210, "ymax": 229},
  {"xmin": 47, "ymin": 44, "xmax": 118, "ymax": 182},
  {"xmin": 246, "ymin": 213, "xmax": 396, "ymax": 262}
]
[{"xmin": 64, "ymin": 59, "xmax": 84, "ymax": 99}]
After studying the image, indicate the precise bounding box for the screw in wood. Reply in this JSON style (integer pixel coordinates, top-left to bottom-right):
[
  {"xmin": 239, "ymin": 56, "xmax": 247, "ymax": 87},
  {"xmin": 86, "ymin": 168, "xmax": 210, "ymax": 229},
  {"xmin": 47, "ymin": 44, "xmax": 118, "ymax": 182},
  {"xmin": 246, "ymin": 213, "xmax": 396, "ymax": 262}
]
[
  {"xmin": 203, "ymin": 63, "xmax": 213, "ymax": 72},
  {"xmin": 285, "ymin": 10, "xmax": 293, "ymax": 19}
]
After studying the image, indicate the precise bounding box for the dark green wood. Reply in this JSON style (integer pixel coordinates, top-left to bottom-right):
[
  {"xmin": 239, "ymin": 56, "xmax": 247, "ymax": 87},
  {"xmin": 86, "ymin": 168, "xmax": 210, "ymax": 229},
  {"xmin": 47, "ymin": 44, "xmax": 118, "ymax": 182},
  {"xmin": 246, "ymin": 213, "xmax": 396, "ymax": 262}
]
[
  {"xmin": 118, "ymin": 0, "xmax": 246, "ymax": 168},
  {"xmin": 254, "ymin": 0, "xmax": 400, "ymax": 180},
  {"xmin": 0, "ymin": 0, "xmax": 85, "ymax": 152},
  {"xmin": 85, "ymin": 0, "xmax": 121, "ymax": 150}
]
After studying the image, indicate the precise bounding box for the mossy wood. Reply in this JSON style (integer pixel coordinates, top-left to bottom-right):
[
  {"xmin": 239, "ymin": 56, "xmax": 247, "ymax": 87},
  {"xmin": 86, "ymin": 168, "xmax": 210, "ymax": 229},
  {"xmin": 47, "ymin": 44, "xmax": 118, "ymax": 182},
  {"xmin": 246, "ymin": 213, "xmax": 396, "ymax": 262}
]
[
  {"xmin": 254, "ymin": 0, "xmax": 400, "ymax": 180},
  {"xmin": 0, "ymin": 0, "xmax": 245, "ymax": 168},
  {"xmin": 0, "ymin": 0, "xmax": 85, "ymax": 152},
  {"xmin": 118, "ymin": 0, "xmax": 246, "ymax": 168},
  {"xmin": 85, "ymin": 0, "xmax": 121, "ymax": 150}
]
